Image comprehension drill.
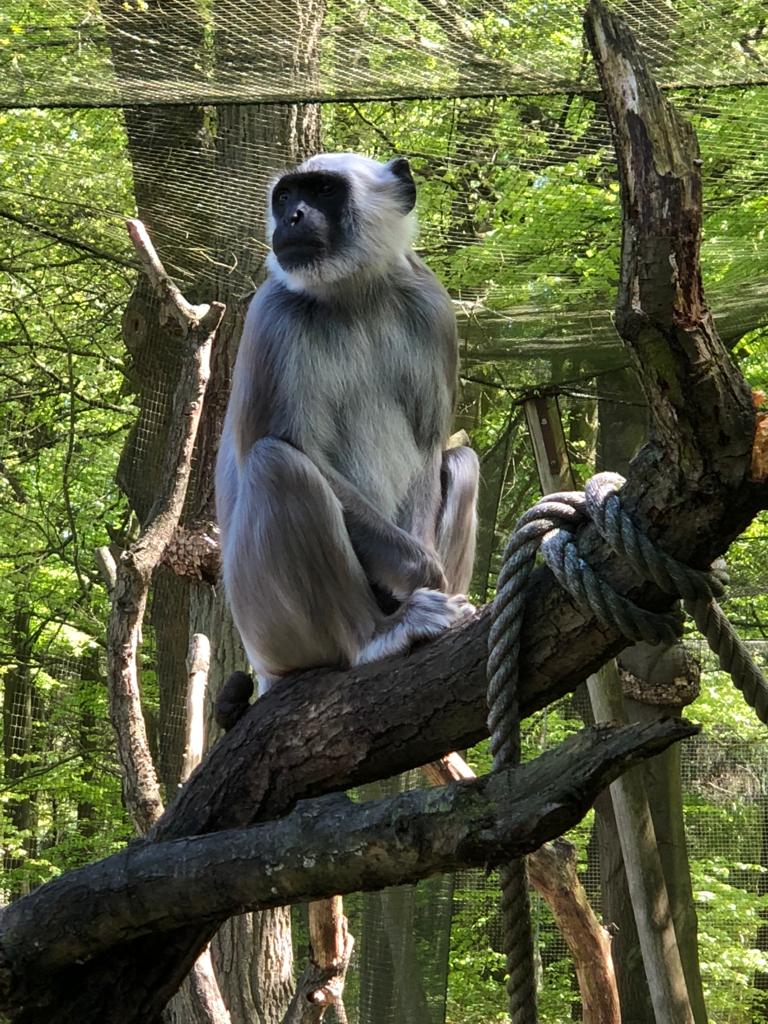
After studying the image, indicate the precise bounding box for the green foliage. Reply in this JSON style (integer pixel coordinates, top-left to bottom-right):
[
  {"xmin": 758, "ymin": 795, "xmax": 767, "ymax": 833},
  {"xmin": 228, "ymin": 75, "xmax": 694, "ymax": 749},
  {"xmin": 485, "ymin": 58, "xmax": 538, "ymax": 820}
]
[
  {"xmin": 0, "ymin": 106, "xmax": 136, "ymax": 890},
  {"xmin": 447, "ymin": 881, "xmax": 507, "ymax": 1024},
  {"xmin": 694, "ymin": 857, "xmax": 768, "ymax": 1021}
]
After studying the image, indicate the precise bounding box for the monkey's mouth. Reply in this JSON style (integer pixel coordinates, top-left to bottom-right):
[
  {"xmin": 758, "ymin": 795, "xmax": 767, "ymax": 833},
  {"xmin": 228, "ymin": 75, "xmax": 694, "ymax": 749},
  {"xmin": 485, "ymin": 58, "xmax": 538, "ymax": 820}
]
[
  {"xmin": 272, "ymin": 234, "xmax": 325, "ymax": 270},
  {"xmin": 275, "ymin": 248, "xmax": 323, "ymax": 271}
]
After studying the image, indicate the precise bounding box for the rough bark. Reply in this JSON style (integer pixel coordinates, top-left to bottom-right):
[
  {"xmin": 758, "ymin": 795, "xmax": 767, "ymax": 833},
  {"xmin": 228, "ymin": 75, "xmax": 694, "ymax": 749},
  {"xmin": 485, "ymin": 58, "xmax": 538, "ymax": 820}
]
[
  {"xmin": 0, "ymin": 719, "xmax": 696, "ymax": 1002},
  {"xmin": 355, "ymin": 771, "xmax": 445, "ymax": 1024},
  {"xmin": 583, "ymin": 4, "xmax": 732, "ymax": 1020}
]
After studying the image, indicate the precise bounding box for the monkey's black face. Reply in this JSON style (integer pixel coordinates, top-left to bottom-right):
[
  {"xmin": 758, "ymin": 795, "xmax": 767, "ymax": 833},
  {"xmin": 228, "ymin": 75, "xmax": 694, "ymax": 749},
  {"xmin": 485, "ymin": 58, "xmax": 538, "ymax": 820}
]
[{"xmin": 271, "ymin": 172, "xmax": 351, "ymax": 271}]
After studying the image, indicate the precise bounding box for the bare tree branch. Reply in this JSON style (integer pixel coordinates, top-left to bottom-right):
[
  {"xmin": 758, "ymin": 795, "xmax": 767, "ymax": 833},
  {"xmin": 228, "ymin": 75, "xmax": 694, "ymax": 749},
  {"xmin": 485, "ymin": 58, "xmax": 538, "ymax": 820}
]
[{"xmin": 106, "ymin": 220, "xmax": 225, "ymax": 833}]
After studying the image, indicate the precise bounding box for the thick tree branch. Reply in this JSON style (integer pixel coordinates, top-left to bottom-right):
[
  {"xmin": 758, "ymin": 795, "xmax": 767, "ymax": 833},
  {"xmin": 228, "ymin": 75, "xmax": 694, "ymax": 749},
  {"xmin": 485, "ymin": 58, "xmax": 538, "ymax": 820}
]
[
  {"xmin": 0, "ymin": 718, "xmax": 696, "ymax": 1005},
  {"xmin": 584, "ymin": 0, "xmax": 755, "ymax": 476}
]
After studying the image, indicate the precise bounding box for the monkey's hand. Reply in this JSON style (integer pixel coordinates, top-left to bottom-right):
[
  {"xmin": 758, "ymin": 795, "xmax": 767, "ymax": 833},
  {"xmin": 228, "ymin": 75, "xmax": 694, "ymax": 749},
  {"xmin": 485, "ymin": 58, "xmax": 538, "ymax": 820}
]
[
  {"xmin": 214, "ymin": 671, "xmax": 254, "ymax": 731},
  {"xmin": 389, "ymin": 541, "xmax": 447, "ymax": 598},
  {"xmin": 347, "ymin": 510, "xmax": 448, "ymax": 599},
  {"xmin": 323, "ymin": 468, "xmax": 448, "ymax": 598}
]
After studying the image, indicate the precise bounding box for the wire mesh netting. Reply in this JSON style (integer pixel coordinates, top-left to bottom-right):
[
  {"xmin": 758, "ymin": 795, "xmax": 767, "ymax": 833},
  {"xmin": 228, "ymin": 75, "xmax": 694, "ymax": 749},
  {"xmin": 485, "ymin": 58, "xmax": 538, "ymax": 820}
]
[
  {"xmin": 3, "ymin": 0, "xmax": 768, "ymax": 109},
  {"xmin": 2, "ymin": 90, "xmax": 767, "ymax": 403},
  {"xmin": 0, "ymin": 644, "xmax": 132, "ymax": 902}
]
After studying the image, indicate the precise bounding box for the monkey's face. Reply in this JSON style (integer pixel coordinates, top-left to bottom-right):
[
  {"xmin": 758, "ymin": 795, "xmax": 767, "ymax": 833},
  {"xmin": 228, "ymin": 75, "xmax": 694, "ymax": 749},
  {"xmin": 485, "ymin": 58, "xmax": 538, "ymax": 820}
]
[
  {"xmin": 271, "ymin": 171, "xmax": 351, "ymax": 272},
  {"xmin": 266, "ymin": 153, "xmax": 418, "ymax": 290}
]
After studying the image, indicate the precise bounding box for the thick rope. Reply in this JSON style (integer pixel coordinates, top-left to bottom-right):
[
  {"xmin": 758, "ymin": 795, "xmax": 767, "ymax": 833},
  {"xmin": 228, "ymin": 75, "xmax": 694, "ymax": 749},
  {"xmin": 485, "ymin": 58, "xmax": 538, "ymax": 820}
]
[
  {"xmin": 685, "ymin": 598, "xmax": 768, "ymax": 722},
  {"xmin": 487, "ymin": 472, "xmax": 768, "ymax": 1020},
  {"xmin": 488, "ymin": 509, "xmax": 563, "ymax": 1022}
]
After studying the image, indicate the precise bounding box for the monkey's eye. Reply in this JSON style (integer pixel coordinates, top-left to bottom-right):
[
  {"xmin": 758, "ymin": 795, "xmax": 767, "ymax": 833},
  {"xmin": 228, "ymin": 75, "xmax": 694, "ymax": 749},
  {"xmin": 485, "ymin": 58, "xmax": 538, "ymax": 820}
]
[
  {"xmin": 275, "ymin": 189, "xmax": 290, "ymax": 205},
  {"xmin": 318, "ymin": 180, "xmax": 337, "ymax": 196}
]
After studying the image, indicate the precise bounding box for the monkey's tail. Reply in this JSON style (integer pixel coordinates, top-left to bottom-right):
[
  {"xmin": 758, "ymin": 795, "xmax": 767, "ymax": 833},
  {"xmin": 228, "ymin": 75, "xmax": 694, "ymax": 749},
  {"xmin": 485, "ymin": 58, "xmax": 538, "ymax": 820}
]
[{"xmin": 436, "ymin": 445, "xmax": 479, "ymax": 594}]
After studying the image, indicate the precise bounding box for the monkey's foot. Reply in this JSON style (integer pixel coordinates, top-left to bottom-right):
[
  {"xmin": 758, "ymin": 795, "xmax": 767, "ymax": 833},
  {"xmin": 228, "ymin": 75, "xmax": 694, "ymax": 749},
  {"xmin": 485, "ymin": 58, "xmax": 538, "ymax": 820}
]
[
  {"xmin": 354, "ymin": 588, "xmax": 475, "ymax": 665},
  {"xmin": 404, "ymin": 588, "xmax": 475, "ymax": 639}
]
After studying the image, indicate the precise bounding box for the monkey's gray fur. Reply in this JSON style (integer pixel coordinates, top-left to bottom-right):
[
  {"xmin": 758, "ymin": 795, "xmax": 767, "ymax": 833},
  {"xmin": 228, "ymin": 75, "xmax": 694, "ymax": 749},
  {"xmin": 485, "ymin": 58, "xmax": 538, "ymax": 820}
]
[{"xmin": 215, "ymin": 152, "xmax": 479, "ymax": 686}]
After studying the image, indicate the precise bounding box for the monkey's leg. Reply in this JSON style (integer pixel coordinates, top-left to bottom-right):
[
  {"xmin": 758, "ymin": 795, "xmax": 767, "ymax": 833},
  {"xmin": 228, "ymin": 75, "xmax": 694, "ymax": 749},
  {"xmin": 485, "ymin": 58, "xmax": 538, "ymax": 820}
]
[
  {"xmin": 322, "ymin": 462, "xmax": 448, "ymax": 599},
  {"xmin": 436, "ymin": 445, "xmax": 480, "ymax": 594},
  {"xmin": 222, "ymin": 438, "xmax": 381, "ymax": 676},
  {"xmin": 223, "ymin": 438, "xmax": 471, "ymax": 676}
]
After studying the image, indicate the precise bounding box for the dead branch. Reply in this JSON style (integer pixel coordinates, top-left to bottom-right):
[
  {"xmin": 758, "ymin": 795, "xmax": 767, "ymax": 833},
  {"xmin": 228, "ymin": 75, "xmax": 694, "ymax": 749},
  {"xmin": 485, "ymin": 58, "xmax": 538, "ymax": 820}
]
[
  {"xmin": 102, "ymin": 221, "xmax": 229, "ymax": 1022},
  {"xmin": 105, "ymin": 219, "xmax": 225, "ymax": 834},
  {"xmin": 283, "ymin": 898, "xmax": 353, "ymax": 1024},
  {"xmin": 527, "ymin": 839, "xmax": 619, "ymax": 1023}
]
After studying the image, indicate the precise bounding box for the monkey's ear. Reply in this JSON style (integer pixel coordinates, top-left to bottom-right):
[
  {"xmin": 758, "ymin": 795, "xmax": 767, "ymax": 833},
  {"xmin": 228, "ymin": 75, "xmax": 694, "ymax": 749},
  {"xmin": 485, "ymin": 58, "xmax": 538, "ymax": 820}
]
[{"xmin": 386, "ymin": 157, "xmax": 417, "ymax": 213}]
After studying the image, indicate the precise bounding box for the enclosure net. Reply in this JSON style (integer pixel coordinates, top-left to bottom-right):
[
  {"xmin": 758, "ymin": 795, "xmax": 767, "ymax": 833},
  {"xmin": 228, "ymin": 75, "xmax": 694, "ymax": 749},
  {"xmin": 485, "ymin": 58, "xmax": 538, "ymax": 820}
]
[
  {"xmin": 2, "ymin": 0, "xmax": 768, "ymax": 1021},
  {"xmin": 3, "ymin": 91, "xmax": 767, "ymax": 387},
  {"xmin": 3, "ymin": 0, "xmax": 768, "ymax": 108}
]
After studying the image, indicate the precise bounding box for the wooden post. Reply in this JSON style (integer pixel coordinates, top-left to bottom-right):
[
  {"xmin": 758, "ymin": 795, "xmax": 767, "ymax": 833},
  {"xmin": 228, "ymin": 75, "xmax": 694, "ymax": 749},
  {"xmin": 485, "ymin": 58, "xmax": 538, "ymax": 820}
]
[
  {"xmin": 524, "ymin": 394, "xmax": 695, "ymax": 1024},
  {"xmin": 523, "ymin": 395, "xmax": 573, "ymax": 494}
]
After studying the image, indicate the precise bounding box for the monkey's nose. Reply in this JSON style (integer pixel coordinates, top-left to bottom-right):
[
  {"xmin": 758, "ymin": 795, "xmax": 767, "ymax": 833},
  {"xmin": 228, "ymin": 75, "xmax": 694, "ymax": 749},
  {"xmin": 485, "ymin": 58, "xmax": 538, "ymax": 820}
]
[{"xmin": 289, "ymin": 208, "xmax": 304, "ymax": 226}]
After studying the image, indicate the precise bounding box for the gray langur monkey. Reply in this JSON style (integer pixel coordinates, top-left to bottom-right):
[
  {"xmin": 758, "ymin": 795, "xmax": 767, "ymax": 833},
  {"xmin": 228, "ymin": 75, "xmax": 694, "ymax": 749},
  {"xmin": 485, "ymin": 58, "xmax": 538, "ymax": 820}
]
[{"xmin": 215, "ymin": 152, "xmax": 479, "ymax": 690}]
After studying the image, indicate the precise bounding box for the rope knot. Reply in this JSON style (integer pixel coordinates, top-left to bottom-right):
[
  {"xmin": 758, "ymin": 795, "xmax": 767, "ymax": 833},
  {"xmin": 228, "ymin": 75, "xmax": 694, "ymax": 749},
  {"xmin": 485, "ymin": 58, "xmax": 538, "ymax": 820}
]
[{"xmin": 584, "ymin": 472, "xmax": 726, "ymax": 604}]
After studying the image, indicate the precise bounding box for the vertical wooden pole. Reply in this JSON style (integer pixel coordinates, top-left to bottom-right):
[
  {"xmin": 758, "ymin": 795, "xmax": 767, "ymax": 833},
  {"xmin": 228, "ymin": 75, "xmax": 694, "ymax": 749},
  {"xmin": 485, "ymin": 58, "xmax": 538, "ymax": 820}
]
[{"xmin": 523, "ymin": 395, "xmax": 696, "ymax": 1024}]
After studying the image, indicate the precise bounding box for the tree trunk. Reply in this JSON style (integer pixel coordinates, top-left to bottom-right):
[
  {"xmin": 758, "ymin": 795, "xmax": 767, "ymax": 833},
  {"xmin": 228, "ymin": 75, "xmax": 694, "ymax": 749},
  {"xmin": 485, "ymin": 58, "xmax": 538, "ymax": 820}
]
[{"xmin": 101, "ymin": 2, "xmax": 322, "ymax": 1018}]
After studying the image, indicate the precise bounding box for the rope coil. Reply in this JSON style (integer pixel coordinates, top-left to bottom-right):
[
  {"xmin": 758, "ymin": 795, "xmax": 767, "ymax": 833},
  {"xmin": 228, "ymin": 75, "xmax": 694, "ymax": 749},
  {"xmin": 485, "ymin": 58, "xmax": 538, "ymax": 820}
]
[{"xmin": 487, "ymin": 471, "xmax": 768, "ymax": 1022}]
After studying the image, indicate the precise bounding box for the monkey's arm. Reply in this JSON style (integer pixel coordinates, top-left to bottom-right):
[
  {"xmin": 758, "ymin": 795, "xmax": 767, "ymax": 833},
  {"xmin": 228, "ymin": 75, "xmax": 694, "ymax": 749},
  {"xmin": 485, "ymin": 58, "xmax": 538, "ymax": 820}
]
[{"xmin": 322, "ymin": 466, "xmax": 447, "ymax": 598}]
